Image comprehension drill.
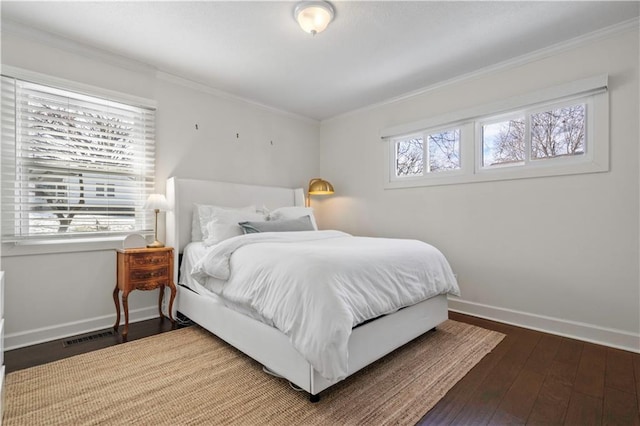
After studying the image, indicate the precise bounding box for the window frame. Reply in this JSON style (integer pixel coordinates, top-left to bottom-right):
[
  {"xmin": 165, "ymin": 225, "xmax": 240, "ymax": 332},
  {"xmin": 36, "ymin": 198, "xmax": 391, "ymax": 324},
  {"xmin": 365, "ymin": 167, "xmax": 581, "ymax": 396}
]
[
  {"xmin": 1, "ymin": 67, "xmax": 157, "ymax": 252},
  {"xmin": 382, "ymin": 76, "xmax": 608, "ymax": 189},
  {"xmin": 389, "ymin": 123, "xmax": 467, "ymax": 184},
  {"xmin": 477, "ymin": 110, "xmax": 527, "ymax": 170},
  {"xmin": 476, "ymin": 96, "xmax": 594, "ymax": 174},
  {"xmin": 391, "ymin": 132, "xmax": 425, "ymax": 179}
]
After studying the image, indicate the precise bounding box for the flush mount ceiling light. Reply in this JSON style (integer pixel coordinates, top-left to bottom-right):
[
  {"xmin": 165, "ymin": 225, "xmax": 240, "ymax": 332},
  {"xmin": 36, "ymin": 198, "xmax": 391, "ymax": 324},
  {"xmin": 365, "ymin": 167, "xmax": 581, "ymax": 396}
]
[{"xmin": 294, "ymin": 1, "xmax": 334, "ymax": 35}]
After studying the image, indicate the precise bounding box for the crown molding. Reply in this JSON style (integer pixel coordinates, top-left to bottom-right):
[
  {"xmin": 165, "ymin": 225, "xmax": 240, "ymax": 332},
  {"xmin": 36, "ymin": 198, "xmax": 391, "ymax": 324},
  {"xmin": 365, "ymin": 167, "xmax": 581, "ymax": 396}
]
[
  {"xmin": 155, "ymin": 71, "xmax": 319, "ymax": 125},
  {"xmin": 324, "ymin": 17, "xmax": 640, "ymax": 123},
  {"xmin": 1, "ymin": 18, "xmax": 319, "ymax": 125}
]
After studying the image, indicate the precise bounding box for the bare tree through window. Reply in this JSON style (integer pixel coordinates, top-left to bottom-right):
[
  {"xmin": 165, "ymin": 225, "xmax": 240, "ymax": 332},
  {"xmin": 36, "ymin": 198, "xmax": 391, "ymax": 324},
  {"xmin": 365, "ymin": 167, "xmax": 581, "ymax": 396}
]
[
  {"xmin": 385, "ymin": 83, "xmax": 604, "ymax": 188},
  {"xmin": 484, "ymin": 104, "xmax": 585, "ymax": 167},
  {"xmin": 428, "ymin": 129, "xmax": 460, "ymax": 171},
  {"xmin": 395, "ymin": 129, "xmax": 462, "ymax": 177},
  {"xmin": 483, "ymin": 118, "xmax": 525, "ymax": 167},
  {"xmin": 396, "ymin": 137, "xmax": 424, "ymax": 177},
  {"xmin": 2, "ymin": 77, "xmax": 154, "ymax": 239},
  {"xmin": 531, "ymin": 104, "xmax": 585, "ymax": 159},
  {"xmin": 26, "ymin": 100, "xmax": 136, "ymax": 233}
]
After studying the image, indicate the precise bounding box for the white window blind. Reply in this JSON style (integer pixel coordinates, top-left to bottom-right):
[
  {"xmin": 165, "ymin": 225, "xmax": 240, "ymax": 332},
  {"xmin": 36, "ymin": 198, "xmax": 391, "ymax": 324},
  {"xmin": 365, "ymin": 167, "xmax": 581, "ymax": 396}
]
[{"xmin": 1, "ymin": 76, "xmax": 156, "ymax": 241}]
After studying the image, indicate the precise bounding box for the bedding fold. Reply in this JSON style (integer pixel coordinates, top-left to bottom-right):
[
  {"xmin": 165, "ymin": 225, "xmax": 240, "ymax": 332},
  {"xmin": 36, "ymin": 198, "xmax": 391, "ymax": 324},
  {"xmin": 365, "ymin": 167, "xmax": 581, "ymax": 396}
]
[{"xmin": 192, "ymin": 230, "xmax": 460, "ymax": 381}]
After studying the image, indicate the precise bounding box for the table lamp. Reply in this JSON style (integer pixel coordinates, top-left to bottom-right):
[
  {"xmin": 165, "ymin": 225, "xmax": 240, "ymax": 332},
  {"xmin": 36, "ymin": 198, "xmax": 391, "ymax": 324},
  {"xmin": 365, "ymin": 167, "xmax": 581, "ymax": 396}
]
[{"xmin": 144, "ymin": 194, "xmax": 170, "ymax": 248}]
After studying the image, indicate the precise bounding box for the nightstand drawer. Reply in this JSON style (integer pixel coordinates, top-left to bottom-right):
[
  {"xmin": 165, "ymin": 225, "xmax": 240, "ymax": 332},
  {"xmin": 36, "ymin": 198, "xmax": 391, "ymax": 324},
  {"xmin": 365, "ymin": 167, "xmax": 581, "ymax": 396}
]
[
  {"xmin": 134, "ymin": 279, "xmax": 168, "ymax": 290},
  {"xmin": 129, "ymin": 251, "xmax": 168, "ymax": 267},
  {"xmin": 129, "ymin": 266, "xmax": 169, "ymax": 282}
]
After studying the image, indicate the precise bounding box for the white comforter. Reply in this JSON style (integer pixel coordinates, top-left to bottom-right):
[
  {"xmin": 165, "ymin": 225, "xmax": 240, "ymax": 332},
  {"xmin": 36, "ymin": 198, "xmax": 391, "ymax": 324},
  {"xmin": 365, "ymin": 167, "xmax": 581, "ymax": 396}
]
[{"xmin": 192, "ymin": 230, "xmax": 460, "ymax": 381}]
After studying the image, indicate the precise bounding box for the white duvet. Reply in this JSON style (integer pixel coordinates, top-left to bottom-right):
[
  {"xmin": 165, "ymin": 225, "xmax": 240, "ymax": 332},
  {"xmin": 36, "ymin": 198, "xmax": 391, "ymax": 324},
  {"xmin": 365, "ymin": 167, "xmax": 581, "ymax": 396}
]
[{"xmin": 191, "ymin": 230, "xmax": 460, "ymax": 381}]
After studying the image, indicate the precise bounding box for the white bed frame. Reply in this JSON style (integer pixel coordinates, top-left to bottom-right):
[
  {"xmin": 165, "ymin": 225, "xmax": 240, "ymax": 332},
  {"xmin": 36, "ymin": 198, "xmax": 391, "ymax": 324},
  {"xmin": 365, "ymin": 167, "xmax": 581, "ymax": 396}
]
[{"xmin": 165, "ymin": 177, "xmax": 449, "ymax": 401}]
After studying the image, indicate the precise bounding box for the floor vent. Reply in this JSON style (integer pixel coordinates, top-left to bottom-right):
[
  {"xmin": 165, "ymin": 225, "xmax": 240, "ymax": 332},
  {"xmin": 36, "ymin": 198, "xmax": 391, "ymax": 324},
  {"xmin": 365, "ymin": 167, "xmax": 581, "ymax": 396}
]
[{"xmin": 63, "ymin": 330, "xmax": 115, "ymax": 347}]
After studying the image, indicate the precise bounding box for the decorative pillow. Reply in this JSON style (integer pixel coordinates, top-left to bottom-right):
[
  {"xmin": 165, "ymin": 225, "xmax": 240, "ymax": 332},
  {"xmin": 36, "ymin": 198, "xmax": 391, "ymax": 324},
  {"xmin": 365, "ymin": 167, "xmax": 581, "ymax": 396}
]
[
  {"xmin": 268, "ymin": 206, "xmax": 318, "ymax": 230},
  {"xmin": 193, "ymin": 203, "xmax": 256, "ymax": 242},
  {"xmin": 239, "ymin": 216, "xmax": 314, "ymax": 234},
  {"xmin": 202, "ymin": 209, "xmax": 265, "ymax": 246}
]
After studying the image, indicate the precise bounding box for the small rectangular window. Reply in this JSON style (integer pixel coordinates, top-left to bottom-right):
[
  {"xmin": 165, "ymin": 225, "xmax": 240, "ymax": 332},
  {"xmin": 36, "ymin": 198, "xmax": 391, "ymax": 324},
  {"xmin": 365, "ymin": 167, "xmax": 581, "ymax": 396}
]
[
  {"xmin": 481, "ymin": 103, "xmax": 587, "ymax": 169},
  {"xmin": 482, "ymin": 117, "xmax": 525, "ymax": 168},
  {"xmin": 395, "ymin": 136, "xmax": 424, "ymax": 177},
  {"xmin": 428, "ymin": 129, "xmax": 461, "ymax": 172},
  {"xmin": 393, "ymin": 129, "xmax": 461, "ymax": 178},
  {"xmin": 531, "ymin": 104, "xmax": 585, "ymax": 160},
  {"xmin": 383, "ymin": 75, "xmax": 607, "ymax": 189}
]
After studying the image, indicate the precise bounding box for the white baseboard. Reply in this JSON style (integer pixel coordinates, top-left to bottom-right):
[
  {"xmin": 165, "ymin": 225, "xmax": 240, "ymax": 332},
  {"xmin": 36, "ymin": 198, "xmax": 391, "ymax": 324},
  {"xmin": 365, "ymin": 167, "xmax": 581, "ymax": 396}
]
[
  {"xmin": 7, "ymin": 297, "xmax": 639, "ymax": 354},
  {"xmin": 448, "ymin": 297, "xmax": 640, "ymax": 353},
  {"xmin": 5, "ymin": 306, "xmax": 159, "ymax": 351}
]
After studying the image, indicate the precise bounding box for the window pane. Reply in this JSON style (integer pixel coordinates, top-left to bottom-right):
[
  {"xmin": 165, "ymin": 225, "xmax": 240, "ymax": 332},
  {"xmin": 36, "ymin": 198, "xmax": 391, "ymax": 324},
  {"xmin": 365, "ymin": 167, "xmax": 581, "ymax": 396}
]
[
  {"xmin": 428, "ymin": 129, "xmax": 460, "ymax": 172},
  {"xmin": 1, "ymin": 77, "xmax": 155, "ymax": 240},
  {"xmin": 395, "ymin": 137, "xmax": 424, "ymax": 177},
  {"xmin": 482, "ymin": 118, "xmax": 525, "ymax": 167},
  {"xmin": 531, "ymin": 104, "xmax": 585, "ymax": 160}
]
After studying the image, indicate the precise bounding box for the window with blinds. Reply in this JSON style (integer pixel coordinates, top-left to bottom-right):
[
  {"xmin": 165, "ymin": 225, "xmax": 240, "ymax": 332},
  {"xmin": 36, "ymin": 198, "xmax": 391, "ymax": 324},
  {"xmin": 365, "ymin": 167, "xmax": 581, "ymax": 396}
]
[{"xmin": 1, "ymin": 76, "xmax": 156, "ymax": 241}]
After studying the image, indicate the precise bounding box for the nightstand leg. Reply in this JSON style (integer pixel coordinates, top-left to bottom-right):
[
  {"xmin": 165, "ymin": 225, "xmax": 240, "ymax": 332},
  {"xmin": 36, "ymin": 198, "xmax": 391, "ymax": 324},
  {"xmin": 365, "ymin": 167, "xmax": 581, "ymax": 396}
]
[
  {"xmin": 113, "ymin": 285, "xmax": 120, "ymax": 331},
  {"xmin": 158, "ymin": 287, "xmax": 164, "ymax": 319},
  {"xmin": 122, "ymin": 290, "xmax": 130, "ymax": 340},
  {"xmin": 168, "ymin": 283, "xmax": 177, "ymax": 324}
]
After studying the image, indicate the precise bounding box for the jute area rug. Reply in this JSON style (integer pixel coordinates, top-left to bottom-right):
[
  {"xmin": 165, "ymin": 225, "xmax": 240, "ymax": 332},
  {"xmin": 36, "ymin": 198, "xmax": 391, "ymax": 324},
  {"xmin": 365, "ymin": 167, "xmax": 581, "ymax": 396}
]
[{"xmin": 4, "ymin": 320, "xmax": 503, "ymax": 425}]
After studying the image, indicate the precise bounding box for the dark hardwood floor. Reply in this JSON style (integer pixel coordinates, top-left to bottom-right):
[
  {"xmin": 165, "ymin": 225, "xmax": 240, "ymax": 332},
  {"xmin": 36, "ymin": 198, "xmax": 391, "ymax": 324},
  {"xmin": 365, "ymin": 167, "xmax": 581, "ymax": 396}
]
[
  {"xmin": 5, "ymin": 313, "xmax": 639, "ymax": 425},
  {"xmin": 420, "ymin": 312, "xmax": 640, "ymax": 426},
  {"xmin": 5, "ymin": 317, "xmax": 176, "ymax": 373}
]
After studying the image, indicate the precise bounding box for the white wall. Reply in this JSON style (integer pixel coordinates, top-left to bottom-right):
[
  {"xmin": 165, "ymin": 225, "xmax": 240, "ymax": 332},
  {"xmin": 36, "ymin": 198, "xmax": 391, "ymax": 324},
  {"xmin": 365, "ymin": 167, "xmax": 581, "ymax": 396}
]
[
  {"xmin": 1, "ymin": 30, "xmax": 319, "ymax": 348},
  {"xmin": 2, "ymin": 22, "xmax": 638, "ymax": 353},
  {"xmin": 318, "ymin": 28, "xmax": 640, "ymax": 351}
]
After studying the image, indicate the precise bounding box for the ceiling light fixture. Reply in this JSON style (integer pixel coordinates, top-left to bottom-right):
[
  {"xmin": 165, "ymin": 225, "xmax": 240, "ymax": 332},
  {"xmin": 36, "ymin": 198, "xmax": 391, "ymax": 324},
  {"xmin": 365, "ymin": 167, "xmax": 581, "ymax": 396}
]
[{"xmin": 294, "ymin": 1, "xmax": 334, "ymax": 35}]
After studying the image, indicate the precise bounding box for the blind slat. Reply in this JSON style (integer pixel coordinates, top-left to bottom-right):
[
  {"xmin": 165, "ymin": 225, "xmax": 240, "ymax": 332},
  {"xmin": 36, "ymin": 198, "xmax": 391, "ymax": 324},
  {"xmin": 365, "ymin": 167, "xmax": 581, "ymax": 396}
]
[{"xmin": 2, "ymin": 76, "xmax": 157, "ymax": 240}]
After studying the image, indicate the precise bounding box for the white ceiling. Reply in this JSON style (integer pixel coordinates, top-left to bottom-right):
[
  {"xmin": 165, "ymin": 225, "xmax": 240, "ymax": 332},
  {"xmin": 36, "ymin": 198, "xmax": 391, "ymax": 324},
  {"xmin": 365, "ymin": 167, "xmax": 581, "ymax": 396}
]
[{"xmin": 2, "ymin": 1, "xmax": 638, "ymax": 121}]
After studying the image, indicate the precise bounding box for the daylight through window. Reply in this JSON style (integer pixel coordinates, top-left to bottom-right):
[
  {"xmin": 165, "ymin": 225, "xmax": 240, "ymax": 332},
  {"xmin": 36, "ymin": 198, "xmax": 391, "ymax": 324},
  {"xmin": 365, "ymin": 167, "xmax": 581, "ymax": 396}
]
[
  {"xmin": 1, "ymin": 76, "xmax": 156, "ymax": 241},
  {"xmin": 395, "ymin": 136, "xmax": 424, "ymax": 177},
  {"xmin": 481, "ymin": 103, "xmax": 586, "ymax": 169},
  {"xmin": 384, "ymin": 75, "xmax": 607, "ymax": 188},
  {"xmin": 531, "ymin": 104, "xmax": 585, "ymax": 160},
  {"xmin": 394, "ymin": 128, "xmax": 461, "ymax": 178},
  {"xmin": 482, "ymin": 117, "xmax": 525, "ymax": 168}
]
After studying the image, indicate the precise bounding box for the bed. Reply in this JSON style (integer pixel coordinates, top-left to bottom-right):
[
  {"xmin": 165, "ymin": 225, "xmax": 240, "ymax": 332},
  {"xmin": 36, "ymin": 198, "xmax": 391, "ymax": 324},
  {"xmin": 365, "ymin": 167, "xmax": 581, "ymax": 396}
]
[{"xmin": 165, "ymin": 177, "xmax": 458, "ymax": 402}]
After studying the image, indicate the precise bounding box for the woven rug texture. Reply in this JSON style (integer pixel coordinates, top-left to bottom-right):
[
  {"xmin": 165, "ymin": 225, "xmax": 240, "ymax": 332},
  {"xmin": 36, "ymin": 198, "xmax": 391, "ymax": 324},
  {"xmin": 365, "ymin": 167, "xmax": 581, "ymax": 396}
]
[{"xmin": 3, "ymin": 319, "xmax": 504, "ymax": 425}]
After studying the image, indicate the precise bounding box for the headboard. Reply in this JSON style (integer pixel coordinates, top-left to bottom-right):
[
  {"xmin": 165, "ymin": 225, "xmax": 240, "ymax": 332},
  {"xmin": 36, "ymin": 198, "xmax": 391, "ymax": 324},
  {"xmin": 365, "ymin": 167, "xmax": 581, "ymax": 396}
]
[{"xmin": 165, "ymin": 177, "xmax": 305, "ymax": 281}]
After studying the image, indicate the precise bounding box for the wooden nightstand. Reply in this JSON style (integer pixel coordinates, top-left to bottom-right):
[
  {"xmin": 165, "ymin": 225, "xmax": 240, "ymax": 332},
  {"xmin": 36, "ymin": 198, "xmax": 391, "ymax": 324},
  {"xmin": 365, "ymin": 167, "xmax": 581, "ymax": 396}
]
[{"xmin": 113, "ymin": 247, "xmax": 177, "ymax": 339}]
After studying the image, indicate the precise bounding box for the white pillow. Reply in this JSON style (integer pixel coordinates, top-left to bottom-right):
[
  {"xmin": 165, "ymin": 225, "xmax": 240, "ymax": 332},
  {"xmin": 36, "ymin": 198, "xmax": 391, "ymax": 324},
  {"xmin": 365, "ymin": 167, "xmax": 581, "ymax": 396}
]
[
  {"xmin": 203, "ymin": 209, "xmax": 265, "ymax": 246},
  {"xmin": 268, "ymin": 206, "xmax": 318, "ymax": 230},
  {"xmin": 193, "ymin": 204, "xmax": 256, "ymax": 242}
]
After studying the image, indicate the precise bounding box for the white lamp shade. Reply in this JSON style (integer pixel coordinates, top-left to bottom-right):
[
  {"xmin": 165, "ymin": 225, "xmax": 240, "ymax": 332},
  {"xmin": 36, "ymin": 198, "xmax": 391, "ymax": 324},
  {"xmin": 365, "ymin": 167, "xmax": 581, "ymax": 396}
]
[
  {"xmin": 144, "ymin": 194, "xmax": 170, "ymax": 211},
  {"xmin": 295, "ymin": 1, "xmax": 334, "ymax": 34}
]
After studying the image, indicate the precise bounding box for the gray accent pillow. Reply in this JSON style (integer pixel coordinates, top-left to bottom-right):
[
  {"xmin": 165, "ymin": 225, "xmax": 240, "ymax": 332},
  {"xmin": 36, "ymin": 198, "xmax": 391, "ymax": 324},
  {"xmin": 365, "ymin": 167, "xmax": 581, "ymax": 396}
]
[{"xmin": 239, "ymin": 215, "xmax": 314, "ymax": 234}]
